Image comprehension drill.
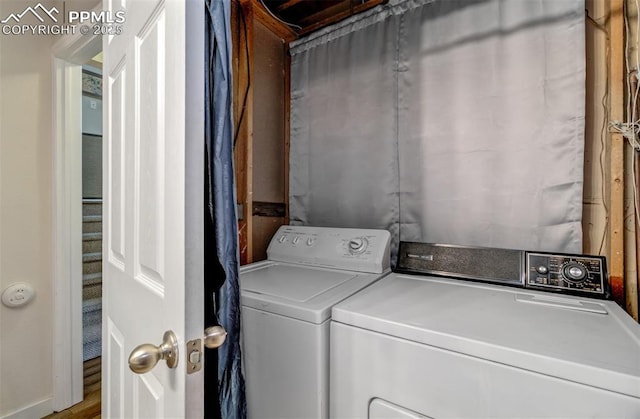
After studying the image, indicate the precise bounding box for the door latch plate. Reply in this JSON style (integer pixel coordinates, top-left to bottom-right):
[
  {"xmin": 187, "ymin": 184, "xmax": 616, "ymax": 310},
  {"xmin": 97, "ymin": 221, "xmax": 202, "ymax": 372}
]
[{"xmin": 186, "ymin": 338, "xmax": 202, "ymax": 374}]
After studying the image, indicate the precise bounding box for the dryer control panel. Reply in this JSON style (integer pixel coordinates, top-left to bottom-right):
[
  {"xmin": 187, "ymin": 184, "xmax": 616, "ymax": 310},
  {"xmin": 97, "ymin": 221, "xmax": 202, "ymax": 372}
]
[
  {"xmin": 525, "ymin": 252, "xmax": 608, "ymax": 298},
  {"xmin": 396, "ymin": 242, "xmax": 610, "ymax": 300},
  {"xmin": 267, "ymin": 226, "xmax": 391, "ymax": 273}
]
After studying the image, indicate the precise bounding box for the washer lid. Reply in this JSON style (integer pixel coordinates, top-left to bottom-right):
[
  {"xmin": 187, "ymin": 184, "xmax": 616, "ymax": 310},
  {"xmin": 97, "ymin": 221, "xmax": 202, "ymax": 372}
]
[
  {"xmin": 242, "ymin": 265, "xmax": 356, "ymax": 302},
  {"xmin": 332, "ymin": 274, "xmax": 640, "ymax": 399},
  {"xmin": 240, "ymin": 261, "xmax": 385, "ymax": 324}
]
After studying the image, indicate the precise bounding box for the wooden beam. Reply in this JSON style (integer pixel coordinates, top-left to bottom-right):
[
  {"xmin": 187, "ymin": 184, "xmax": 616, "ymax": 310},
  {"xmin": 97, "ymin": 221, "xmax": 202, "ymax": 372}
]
[
  {"xmin": 252, "ymin": 0, "xmax": 298, "ymax": 42},
  {"xmin": 275, "ymin": 0, "xmax": 305, "ymax": 11},
  {"xmin": 231, "ymin": 0, "xmax": 244, "ymax": 264},
  {"xmin": 608, "ymin": 0, "xmax": 625, "ymax": 305},
  {"xmin": 298, "ymin": 0, "xmax": 386, "ymax": 36},
  {"xmin": 297, "ymin": 1, "xmax": 350, "ymax": 27},
  {"xmin": 253, "ymin": 201, "xmax": 287, "ymax": 217},
  {"xmin": 233, "ymin": 0, "xmax": 255, "ymax": 264},
  {"xmin": 245, "ymin": 0, "xmax": 255, "ymax": 264}
]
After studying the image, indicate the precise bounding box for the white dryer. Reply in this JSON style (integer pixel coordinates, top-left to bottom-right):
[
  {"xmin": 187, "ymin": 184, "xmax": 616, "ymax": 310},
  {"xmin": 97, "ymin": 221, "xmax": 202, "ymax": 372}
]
[
  {"xmin": 331, "ymin": 242, "xmax": 640, "ymax": 418},
  {"xmin": 239, "ymin": 225, "xmax": 391, "ymax": 419}
]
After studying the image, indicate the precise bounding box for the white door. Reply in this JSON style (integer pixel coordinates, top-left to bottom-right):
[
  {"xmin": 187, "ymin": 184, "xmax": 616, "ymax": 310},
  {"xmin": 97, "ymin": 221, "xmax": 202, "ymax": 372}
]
[{"xmin": 102, "ymin": 0, "xmax": 205, "ymax": 417}]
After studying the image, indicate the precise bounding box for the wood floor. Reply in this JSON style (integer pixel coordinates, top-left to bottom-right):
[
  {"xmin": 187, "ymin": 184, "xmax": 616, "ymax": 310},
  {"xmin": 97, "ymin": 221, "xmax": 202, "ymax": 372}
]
[{"xmin": 43, "ymin": 357, "xmax": 101, "ymax": 419}]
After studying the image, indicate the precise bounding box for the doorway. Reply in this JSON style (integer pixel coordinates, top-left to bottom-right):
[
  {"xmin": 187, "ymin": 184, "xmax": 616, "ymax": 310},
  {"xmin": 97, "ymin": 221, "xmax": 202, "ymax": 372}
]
[
  {"xmin": 80, "ymin": 54, "xmax": 103, "ymax": 409},
  {"xmin": 51, "ymin": 20, "xmax": 103, "ymax": 414}
]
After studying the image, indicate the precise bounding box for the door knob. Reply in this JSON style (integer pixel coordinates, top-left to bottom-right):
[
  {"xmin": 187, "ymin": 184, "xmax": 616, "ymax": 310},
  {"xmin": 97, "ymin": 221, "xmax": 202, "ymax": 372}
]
[
  {"xmin": 185, "ymin": 325, "xmax": 228, "ymax": 374},
  {"xmin": 128, "ymin": 330, "xmax": 179, "ymax": 374},
  {"xmin": 203, "ymin": 325, "xmax": 227, "ymax": 348}
]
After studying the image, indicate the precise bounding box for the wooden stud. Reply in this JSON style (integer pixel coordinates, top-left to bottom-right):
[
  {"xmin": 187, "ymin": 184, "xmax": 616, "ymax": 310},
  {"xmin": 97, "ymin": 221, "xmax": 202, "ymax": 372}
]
[
  {"xmin": 232, "ymin": 0, "xmax": 255, "ymax": 264},
  {"xmin": 231, "ymin": 0, "xmax": 245, "ymax": 264},
  {"xmin": 609, "ymin": 0, "xmax": 625, "ymax": 305},
  {"xmin": 245, "ymin": 0, "xmax": 255, "ymax": 264},
  {"xmin": 610, "ymin": 133, "xmax": 625, "ymax": 303}
]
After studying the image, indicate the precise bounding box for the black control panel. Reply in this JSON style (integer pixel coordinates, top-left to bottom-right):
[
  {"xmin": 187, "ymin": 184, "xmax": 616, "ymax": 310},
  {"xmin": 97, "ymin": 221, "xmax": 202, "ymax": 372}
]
[
  {"xmin": 396, "ymin": 242, "xmax": 611, "ymax": 300},
  {"xmin": 525, "ymin": 252, "xmax": 609, "ymax": 299}
]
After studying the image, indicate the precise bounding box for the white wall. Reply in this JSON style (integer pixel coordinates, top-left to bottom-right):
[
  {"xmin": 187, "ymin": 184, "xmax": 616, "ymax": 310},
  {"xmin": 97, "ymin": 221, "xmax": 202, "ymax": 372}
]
[{"xmin": 0, "ymin": 2, "xmax": 57, "ymax": 417}]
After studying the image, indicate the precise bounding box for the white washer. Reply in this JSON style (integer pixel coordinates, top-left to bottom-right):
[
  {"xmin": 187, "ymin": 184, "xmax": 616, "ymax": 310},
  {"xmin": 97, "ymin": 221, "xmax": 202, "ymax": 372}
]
[
  {"xmin": 240, "ymin": 225, "xmax": 391, "ymax": 419},
  {"xmin": 331, "ymin": 274, "xmax": 640, "ymax": 418}
]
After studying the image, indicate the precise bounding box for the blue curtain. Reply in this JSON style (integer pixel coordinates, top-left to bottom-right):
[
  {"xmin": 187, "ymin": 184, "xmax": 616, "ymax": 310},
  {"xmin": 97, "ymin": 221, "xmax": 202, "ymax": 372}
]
[{"xmin": 205, "ymin": 0, "xmax": 247, "ymax": 418}]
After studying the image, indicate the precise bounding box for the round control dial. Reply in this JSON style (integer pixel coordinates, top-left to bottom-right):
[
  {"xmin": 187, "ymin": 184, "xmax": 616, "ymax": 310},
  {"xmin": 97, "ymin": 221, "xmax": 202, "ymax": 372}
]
[
  {"xmin": 561, "ymin": 261, "xmax": 588, "ymax": 283},
  {"xmin": 536, "ymin": 265, "xmax": 548, "ymax": 275},
  {"xmin": 348, "ymin": 237, "xmax": 368, "ymax": 255}
]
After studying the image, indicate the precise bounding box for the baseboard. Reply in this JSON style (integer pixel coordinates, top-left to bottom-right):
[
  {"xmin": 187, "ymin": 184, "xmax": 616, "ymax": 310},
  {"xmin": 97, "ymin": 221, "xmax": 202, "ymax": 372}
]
[{"xmin": 1, "ymin": 398, "xmax": 53, "ymax": 419}]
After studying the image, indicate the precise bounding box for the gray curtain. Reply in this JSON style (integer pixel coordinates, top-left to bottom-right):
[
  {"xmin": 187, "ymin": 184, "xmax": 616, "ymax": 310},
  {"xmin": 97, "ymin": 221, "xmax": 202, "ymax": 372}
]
[{"xmin": 290, "ymin": 0, "xmax": 585, "ymax": 263}]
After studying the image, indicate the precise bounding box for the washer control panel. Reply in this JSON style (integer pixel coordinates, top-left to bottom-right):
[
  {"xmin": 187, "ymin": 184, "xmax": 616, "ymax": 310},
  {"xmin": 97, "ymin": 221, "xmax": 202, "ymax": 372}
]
[
  {"xmin": 267, "ymin": 226, "xmax": 391, "ymax": 273},
  {"xmin": 525, "ymin": 252, "xmax": 608, "ymax": 298}
]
